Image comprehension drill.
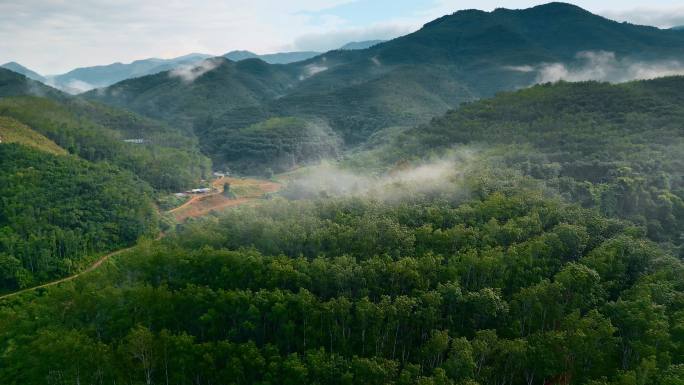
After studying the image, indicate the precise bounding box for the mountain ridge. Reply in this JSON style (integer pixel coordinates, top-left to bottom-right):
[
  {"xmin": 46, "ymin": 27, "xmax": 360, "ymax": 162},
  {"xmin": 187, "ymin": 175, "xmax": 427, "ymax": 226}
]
[
  {"xmin": 1, "ymin": 62, "xmax": 45, "ymax": 82},
  {"xmin": 85, "ymin": 2, "xmax": 684, "ymax": 173},
  {"xmin": 224, "ymin": 40, "xmax": 389, "ymax": 64},
  {"xmin": 45, "ymin": 53, "xmax": 213, "ymax": 93}
]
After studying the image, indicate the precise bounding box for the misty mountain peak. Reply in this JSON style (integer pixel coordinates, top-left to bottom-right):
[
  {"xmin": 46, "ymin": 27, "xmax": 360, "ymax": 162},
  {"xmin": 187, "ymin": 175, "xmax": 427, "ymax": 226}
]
[{"xmin": 1, "ymin": 62, "xmax": 45, "ymax": 82}]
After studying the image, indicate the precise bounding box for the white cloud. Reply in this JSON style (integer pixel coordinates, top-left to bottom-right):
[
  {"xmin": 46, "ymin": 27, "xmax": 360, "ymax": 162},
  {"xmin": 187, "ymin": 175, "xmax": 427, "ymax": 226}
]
[
  {"xmin": 283, "ymin": 150, "xmax": 477, "ymax": 202},
  {"xmin": 291, "ymin": 23, "xmax": 415, "ymax": 52},
  {"xmin": 601, "ymin": 6, "xmax": 684, "ymax": 28},
  {"xmin": 169, "ymin": 59, "xmax": 221, "ymax": 83},
  {"xmin": 0, "ymin": 0, "xmax": 355, "ymax": 74},
  {"xmin": 299, "ymin": 63, "xmax": 329, "ymax": 80},
  {"xmin": 503, "ymin": 65, "xmax": 535, "ymax": 73},
  {"xmin": 507, "ymin": 51, "xmax": 684, "ymax": 84}
]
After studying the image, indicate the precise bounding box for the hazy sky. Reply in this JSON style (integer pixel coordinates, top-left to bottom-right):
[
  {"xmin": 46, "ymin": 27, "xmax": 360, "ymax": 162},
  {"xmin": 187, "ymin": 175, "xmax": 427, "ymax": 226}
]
[{"xmin": 2, "ymin": 0, "xmax": 684, "ymax": 74}]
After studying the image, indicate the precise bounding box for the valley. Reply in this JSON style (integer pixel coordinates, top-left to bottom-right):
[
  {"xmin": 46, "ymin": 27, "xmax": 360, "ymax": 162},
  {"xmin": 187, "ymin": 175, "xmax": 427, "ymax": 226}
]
[{"xmin": 1, "ymin": 2, "xmax": 683, "ymax": 385}]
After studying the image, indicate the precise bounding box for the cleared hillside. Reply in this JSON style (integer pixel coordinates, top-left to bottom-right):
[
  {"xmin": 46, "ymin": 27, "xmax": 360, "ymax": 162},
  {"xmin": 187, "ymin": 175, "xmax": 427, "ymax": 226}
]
[{"xmin": 0, "ymin": 116, "xmax": 66, "ymax": 155}]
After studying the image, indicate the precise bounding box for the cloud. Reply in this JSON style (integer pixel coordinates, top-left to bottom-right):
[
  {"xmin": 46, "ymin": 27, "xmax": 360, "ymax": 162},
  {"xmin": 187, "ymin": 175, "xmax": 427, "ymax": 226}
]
[
  {"xmin": 5, "ymin": 1, "xmax": 683, "ymax": 75},
  {"xmin": 65, "ymin": 80, "xmax": 95, "ymax": 93},
  {"xmin": 502, "ymin": 65, "xmax": 535, "ymax": 73},
  {"xmin": 601, "ymin": 6, "xmax": 684, "ymax": 28},
  {"xmin": 43, "ymin": 77, "xmax": 96, "ymax": 94},
  {"xmin": 291, "ymin": 23, "xmax": 414, "ymax": 52},
  {"xmin": 507, "ymin": 51, "xmax": 684, "ymax": 84},
  {"xmin": 169, "ymin": 59, "xmax": 221, "ymax": 83},
  {"xmin": 282, "ymin": 149, "xmax": 478, "ymax": 202},
  {"xmin": 298, "ymin": 63, "xmax": 329, "ymax": 81},
  {"xmin": 0, "ymin": 0, "xmax": 355, "ymax": 74}
]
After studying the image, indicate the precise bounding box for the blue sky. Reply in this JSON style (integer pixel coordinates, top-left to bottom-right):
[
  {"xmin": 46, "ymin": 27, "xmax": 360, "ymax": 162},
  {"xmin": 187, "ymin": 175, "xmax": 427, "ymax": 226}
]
[{"xmin": 2, "ymin": 0, "xmax": 684, "ymax": 74}]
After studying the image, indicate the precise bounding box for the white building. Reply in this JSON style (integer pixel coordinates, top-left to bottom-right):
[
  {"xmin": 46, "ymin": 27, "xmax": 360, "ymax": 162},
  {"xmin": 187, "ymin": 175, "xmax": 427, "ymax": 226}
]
[
  {"xmin": 189, "ymin": 188, "xmax": 211, "ymax": 194},
  {"xmin": 123, "ymin": 139, "xmax": 148, "ymax": 144}
]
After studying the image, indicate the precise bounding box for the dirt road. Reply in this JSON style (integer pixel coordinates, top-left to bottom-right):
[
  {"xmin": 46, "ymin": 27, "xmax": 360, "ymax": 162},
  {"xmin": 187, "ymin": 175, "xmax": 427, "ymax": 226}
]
[
  {"xmin": 0, "ymin": 243, "xmax": 137, "ymax": 301},
  {"xmin": 170, "ymin": 177, "xmax": 281, "ymax": 222},
  {"xmin": 0, "ymin": 176, "xmax": 281, "ymax": 301}
]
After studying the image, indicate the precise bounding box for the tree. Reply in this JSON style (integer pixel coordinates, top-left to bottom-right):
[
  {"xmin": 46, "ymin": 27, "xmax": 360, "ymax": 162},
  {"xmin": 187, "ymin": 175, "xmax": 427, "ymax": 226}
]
[{"xmin": 125, "ymin": 325, "xmax": 157, "ymax": 385}]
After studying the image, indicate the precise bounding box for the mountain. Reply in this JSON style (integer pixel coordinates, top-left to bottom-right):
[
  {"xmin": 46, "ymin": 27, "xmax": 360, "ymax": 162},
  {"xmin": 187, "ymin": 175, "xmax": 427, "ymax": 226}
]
[
  {"xmin": 8, "ymin": 40, "xmax": 389, "ymax": 95},
  {"xmin": 0, "ymin": 67, "xmax": 210, "ymax": 191},
  {"xmin": 46, "ymin": 53, "xmax": 213, "ymax": 93},
  {"xmin": 224, "ymin": 41, "xmax": 387, "ymax": 64},
  {"xmin": 1, "ymin": 62, "xmax": 45, "ymax": 82},
  {"xmin": 5, "ymin": 4, "xmax": 684, "ymax": 383},
  {"xmin": 86, "ymin": 2, "xmax": 684, "ymax": 174},
  {"xmin": 87, "ymin": 57, "xmax": 300, "ymax": 127},
  {"xmin": 0, "ymin": 66, "xmax": 213, "ymax": 293},
  {"xmin": 223, "ymin": 50, "xmax": 260, "ymax": 61},
  {"xmin": 0, "ymin": 67, "xmax": 63, "ymax": 99},
  {"xmin": 224, "ymin": 50, "xmax": 320, "ymax": 64},
  {"xmin": 339, "ymin": 40, "xmax": 386, "ymax": 50},
  {"xmin": 367, "ymin": 76, "xmax": 684, "ymax": 252}
]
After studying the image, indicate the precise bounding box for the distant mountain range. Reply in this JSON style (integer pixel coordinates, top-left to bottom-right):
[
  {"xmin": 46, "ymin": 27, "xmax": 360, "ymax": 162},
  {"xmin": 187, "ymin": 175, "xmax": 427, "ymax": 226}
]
[
  {"xmin": 338, "ymin": 40, "xmax": 385, "ymax": 50},
  {"xmin": 1, "ymin": 40, "xmax": 387, "ymax": 94},
  {"xmin": 44, "ymin": 53, "xmax": 213, "ymax": 93},
  {"xmin": 0, "ymin": 66, "xmax": 63, "ymax": 99},
  {"xmin": 224, "ymin": 51, "xmax": 321, "ymax": 64},
  {"xmin": 1, "ymin": 62, "xmax": 45, "ymax": 82},
  {"xmin": 85, "ymin": 2, "xmax": 684, "ymax": 175},
  {"xmin": 5, "ymin": 2, "xmax": 684, "ymax": 175},
  {"xmin": 223, "ymin": 40, "xmax": 386, "ymax": 64}
]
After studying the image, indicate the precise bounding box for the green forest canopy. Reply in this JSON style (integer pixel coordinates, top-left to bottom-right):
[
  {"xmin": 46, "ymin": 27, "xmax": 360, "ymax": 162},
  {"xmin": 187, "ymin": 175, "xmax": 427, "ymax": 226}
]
[
  {"xmin": 1, "ymin": 175, "xmax": 682, "ymax": 384},
  {"xmin": 355, "ymin": 78, "xmax": 684, "ymax": 256},
  {"xmin": 0, "ymin": 96, "xmax": 211, "ymax": 191},
  {"xmin": 0, "ymin": 144, "xmax": 158, "ymax": 292}
]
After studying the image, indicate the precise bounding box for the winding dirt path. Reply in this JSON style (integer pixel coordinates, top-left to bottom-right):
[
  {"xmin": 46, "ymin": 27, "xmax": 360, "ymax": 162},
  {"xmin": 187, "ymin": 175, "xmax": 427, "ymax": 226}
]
[
  {"xmin": 0, "ymin": 240, "xmax": 150, "ymax": 301},
  {"xmin": 0, "ymin": 177, "xmax": 281, "ymax": 301}
]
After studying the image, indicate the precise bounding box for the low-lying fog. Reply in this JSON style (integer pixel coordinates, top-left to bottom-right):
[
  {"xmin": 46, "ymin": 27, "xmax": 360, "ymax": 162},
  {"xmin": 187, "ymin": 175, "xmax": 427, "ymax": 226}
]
[
  {"xmin": 281, "ymin": 149, "xmax": 480, "ymax": 202},
  {"xmin": 508, "ymin": 50, "xmax": 684, "ymax": 84}
]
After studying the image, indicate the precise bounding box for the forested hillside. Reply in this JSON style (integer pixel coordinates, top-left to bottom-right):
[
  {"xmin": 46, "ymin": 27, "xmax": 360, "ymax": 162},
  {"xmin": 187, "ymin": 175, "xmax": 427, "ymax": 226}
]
[
  {"xmin": 208, "ymin": 117, "xmax": 341, "ymax": 174},
  {"xmin": 0, "ymin": 116, "xmax": 66, "ymax": 155},
  {"xmin": 0, "ymin": 144, "xmax": 158, "ymax": 292},
  {"xmin": 0, "ymin": 67, "xmax": 62, "ymax": 99},
  {"xmin": 0, "ymin": 68, "xmax": 211, "ymax": 191},
  {"xmin": 2, "ymin": 3, "xmax": 684, "ymax": 384},
  {"xmin": 362, "ymin": 78, "xmax": 684, "ymax": 255},
  {"xmin": 0, "ymin": 69, "xmax": 208, "ymax": 293},
  {"xmin": 85, "ymin": 3, "xmax": 684, "ymax": 173},
  {"xmin": 89, "ymin": 57, "xmax": 300, "ymax": 129},
  {"xmin": 1, "ymin": 175, "xmax": 682, "ymax": 384}
]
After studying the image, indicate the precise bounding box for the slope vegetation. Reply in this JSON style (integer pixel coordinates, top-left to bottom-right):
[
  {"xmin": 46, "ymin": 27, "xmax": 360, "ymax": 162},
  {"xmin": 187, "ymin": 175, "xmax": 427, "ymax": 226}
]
[
  {"xmin": 0, "ymin": 68, "xmax": 211, "ymax": 191},
  {"xmin": 0, "ymin": 116, "xmax": 66, "ymax": 155},
  {"xmin": 364, "ymin": 77, "xmax": 684, "ymax": 254},
  {"xmin": 0, "ymin": 144, "xmax": 158, "ymax": 292},
  {"xmin": 86, "ymin": 3, "xmax": 684, "ymax": 174},
  {"xmin": 1, "ymin": 179, "xmax": 682, "ymax": 384}
]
